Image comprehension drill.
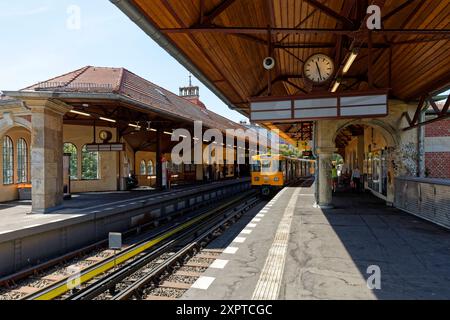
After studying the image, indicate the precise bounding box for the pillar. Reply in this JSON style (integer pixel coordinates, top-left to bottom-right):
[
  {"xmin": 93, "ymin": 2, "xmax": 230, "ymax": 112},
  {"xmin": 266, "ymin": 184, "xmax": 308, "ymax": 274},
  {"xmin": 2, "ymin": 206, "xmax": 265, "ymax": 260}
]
[
  {"xmin": 196, "ymin": 164, "xmax": 204, "ymax": 181},
  {"xmin": 316, "ymin": 147, "xmax": 336, "ymax": 208},
  {"xmin": 29, "ymin": 100, "xmax": 70, "ymax": 213},
  {"xmin": 156, "ymin": 128, "xmax": 163, "ymax": 189}
]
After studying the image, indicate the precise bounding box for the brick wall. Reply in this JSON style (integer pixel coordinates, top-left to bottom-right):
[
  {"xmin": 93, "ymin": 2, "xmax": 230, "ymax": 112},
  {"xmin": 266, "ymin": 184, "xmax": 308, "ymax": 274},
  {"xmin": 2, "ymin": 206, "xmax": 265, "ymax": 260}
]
[
  {"xmin": 425, "ymin": 119, "xmax": 450, "ymax": 179},
  {"xmin": 425, "ymin": 119, "xmax": 450, "ymax": 137},
  {"xmin": 425, "ymin": 153, "xmax": 450, "ymax": 179}
]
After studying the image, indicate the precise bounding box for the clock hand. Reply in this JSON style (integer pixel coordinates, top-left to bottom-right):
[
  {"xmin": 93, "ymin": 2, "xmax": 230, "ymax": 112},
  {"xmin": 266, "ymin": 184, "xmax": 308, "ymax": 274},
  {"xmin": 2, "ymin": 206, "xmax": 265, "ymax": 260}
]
[{"xmin": 315, "ymin": 62, "xmax": 323, "ymax": 81}]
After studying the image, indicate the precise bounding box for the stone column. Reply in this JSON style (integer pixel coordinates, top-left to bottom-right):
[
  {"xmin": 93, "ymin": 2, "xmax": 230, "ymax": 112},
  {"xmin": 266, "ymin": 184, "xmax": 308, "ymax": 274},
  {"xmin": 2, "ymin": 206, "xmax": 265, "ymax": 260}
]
[
  {"xmin": 156, "ymin": 128, "xmax": 163, "ymax": 189},
  {"xmin": 316, "ymin": 147, "xmax": 336, "ymax": 208},
  {"xmin": 29, "ymin": 100, "xmax": 70, "ymax": 213}
]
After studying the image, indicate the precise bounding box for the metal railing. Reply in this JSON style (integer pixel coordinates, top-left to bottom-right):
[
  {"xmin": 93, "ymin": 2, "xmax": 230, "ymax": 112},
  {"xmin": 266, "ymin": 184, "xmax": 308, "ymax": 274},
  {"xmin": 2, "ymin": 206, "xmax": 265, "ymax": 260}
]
[
  {"xmin": 34, "ymin": 82, "xmax": 113, "ymax": 92},
  {"xmin": 395, "ymin": 177, "xmax": 450, "ymax": 229}
]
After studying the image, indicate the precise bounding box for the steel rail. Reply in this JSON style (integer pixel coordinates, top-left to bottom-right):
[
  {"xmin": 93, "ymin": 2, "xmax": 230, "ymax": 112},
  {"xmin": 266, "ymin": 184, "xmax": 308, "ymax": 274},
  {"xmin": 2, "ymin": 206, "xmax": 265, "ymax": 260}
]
[
  {"xmin": 111, "ymin": 196, "xmax": 260, "ymax": 300},
  {"xmin": 70, "ymin": 194, "xmax": 259, "ymax": 300},
  {"xmin": 2, "ymin": 180, "xmax": 248, "ymax": 288},
  {"xmin": 25, "ymin": 191, "xmax": 254, "ymax": 300}
]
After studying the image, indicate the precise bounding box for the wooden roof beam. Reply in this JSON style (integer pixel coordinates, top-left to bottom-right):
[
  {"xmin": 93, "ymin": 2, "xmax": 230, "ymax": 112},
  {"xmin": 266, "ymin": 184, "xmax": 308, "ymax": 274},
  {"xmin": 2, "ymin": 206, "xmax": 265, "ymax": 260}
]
[
  {"xmin": 200, "ymin": 0, "xmax": 237, "ymax": 25},
  {"xmin": 161, "ymin": 27, "xmax": 449, "ymax": 36},
  {"xmin": 276, "ymin": 42, "xmax": 390, "ymax": 49},
  {"xmin": 279, "ymin": 5, "xmax": 319, "ymax": 43},
  {"xmin": 391, "ymin": 36, "xmax": 450, "ymax": 46},
  {"xmin": 303, "ymin": 0, "xmax": 355, "ymax": 29},
  {"xmin": 253, "ymin": 74, "xmax": 305, "ymax": 97},
  {"xmin": 382, "ymin": 0, "xmax": 416, "ymax": 21},
  {"xmin": 230, "ymin": 33, "xmax": 267, "ymax": 45},
  {"xmin": 283, "ymin": 79, "xmax": 308, "ymax": 94}
]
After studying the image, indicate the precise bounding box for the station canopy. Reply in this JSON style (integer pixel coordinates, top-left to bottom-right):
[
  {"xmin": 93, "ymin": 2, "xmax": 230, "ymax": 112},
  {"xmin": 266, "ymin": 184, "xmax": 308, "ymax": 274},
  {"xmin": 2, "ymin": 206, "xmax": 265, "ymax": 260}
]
[{"xmin": 112, "ymin": 0, "xmax": 450, "ymax": 141}]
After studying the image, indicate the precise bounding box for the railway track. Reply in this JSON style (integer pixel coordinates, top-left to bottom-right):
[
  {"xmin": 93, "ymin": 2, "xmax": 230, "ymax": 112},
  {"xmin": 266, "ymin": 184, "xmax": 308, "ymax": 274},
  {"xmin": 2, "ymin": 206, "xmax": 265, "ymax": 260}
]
[
  {"xmin": 66, "ymin": 192, "xmax": 261, "ymax": 300},
  {"xmin": 1, "ymin": 190, "xmax": 259, "ymax": 300}
]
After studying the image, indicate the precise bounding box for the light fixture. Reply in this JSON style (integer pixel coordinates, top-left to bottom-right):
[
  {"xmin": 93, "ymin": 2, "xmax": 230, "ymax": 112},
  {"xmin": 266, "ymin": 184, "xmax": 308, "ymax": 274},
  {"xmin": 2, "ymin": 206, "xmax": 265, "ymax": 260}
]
[
  {"xmin": 343, "ymin": 49, "xmax": 359, "ymax": 74},
  {"xmin": 100, "ymin": 117, "xmax": 116, "ymax": 123},
  {"xmin": 331, "ymin": 78, "xmax": 342, "ymax": 93},
  {"xmin": 70, "ymin": 110, "xmax": 90, "ymax": 117},
  {"xmin": 146, "ymin": 121, "xmax": 152, "ymax": 132},
  {"xmin": 129, "ymin": 122, "xmax": 141, "ymax": 130},
  {"xmin": 164, "ymin": 131, "xmax": 173, "ymax": 136}
]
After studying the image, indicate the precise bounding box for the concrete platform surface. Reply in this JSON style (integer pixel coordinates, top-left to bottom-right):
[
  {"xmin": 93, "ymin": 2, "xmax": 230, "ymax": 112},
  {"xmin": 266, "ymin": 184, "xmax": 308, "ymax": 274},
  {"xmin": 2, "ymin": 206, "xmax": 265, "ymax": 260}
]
[
  {"xmin": 182, "ymin": 182, "xmax": 450, "ymax": 300},
  {"xmin": 0, "ymin": 179, "xmax": 245, "ymax": 235}
]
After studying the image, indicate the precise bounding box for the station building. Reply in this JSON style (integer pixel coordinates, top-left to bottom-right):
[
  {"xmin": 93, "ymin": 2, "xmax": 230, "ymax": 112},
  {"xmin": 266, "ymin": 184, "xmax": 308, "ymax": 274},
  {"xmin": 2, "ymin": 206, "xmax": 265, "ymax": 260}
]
[
  {"xmin": 109, "ymin": 0, "xmax": 450, "ymax": 224},
  {"xmin": 0, "ymin": 66, "xmax": 254, "ymax": 211}
]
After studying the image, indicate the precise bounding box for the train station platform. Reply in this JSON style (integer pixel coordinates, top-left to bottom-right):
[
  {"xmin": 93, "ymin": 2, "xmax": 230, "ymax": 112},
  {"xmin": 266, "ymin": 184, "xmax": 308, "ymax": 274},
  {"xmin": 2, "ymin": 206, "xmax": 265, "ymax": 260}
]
[
  {"xmin": 0, "ymin": 180, "xmax": 244, "ymax": 235},
  {"xmin": 183, "ymin": 180, "xmax": 450, "ymax": 300}
]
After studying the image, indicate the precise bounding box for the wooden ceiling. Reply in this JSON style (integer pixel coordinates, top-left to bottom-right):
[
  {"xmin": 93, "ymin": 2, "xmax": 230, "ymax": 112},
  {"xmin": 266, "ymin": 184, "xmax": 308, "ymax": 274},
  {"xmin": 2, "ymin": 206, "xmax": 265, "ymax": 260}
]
[
  {"xmin": 335, "ymin": 124, "xmax": 365, "ymax": 148},
  {"xmin": 111, "ymin": 0, "xmax": 450, "ymax": 144},
  {"xmin": 129, "ymin": 0, "xmax": 449, "ymax": 112}
]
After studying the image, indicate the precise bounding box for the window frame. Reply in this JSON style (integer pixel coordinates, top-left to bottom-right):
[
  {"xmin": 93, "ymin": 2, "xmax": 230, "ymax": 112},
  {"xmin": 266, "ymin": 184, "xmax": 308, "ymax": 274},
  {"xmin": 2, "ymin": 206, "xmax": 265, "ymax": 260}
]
[
  {"xmin": 81, "ymin": 145, "xmax": 100, "ymax": 180},
  {"xmin": 140, "ymin": 160, "xmax": 147, "ymax": 175},
  {"xmin": 2, "ymin": 136, "xmax": 14, "ymax": 185},
  {"xmin": 17, "ymin": 138, "xmax": 28, "ymax": 183},
  {"xmin": 147, "ymin": 160, "xmax": 154, "ymax": 175},
  {"xmin": 63, "ymin": 142, "xmax": 79, "ymax": 180}
]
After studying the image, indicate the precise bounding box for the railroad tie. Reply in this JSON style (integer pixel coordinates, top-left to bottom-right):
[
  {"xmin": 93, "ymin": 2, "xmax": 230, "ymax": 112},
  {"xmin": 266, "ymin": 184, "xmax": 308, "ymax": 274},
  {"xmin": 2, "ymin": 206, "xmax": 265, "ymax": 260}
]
[
  {"xmin": 160, "ymin": 281, "xmax": 192, "ymax": 290},
  {"xmin": 183, "ymin": 261, "xmax": 211, "ymax": 268}
]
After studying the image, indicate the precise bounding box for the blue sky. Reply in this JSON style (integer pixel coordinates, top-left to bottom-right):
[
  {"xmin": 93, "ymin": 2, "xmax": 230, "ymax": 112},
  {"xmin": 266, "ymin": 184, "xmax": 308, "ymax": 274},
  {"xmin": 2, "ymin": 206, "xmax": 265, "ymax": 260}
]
[{"xmin": 0, "ymin": 0, "xmax": 248, "ymax": 123}]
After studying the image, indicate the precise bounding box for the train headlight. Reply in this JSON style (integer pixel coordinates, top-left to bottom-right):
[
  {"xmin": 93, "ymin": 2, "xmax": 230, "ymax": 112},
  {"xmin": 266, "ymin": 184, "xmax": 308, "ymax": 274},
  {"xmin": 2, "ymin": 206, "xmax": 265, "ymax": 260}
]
[
  {"xmin": 274, "ymin": 177, "xmax": 280, "ymax": 182},
  {"xmin": 254, "ymin": 177, "xmax": 260, "ymax": 181}
]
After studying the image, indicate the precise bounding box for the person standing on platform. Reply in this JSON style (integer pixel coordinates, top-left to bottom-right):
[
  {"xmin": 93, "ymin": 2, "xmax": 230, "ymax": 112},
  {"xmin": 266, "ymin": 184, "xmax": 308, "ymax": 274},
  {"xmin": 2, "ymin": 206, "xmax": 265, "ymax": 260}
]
[
  {"xmin": 331, "ymin": 165, "xmax": 338, "ymax": 193},
  {"xmin": 351, "ymin": 167, "xmax": 361, "ymax": 193}
]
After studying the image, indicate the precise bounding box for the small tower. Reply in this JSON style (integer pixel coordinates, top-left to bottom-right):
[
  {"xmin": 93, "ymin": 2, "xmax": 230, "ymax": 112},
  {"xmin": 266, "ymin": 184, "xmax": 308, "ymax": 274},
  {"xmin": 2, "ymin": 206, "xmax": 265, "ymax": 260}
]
[{"xmin": 179, "ymin": 74, "xmax": 206, "ymax": 109}]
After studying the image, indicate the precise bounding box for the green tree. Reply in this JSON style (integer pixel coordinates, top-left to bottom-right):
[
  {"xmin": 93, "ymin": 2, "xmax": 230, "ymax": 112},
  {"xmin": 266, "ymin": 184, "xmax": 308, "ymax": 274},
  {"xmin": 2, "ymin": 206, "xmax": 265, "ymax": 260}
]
[
  {"xmin": 64, "ymin": 143, "xmax": 78, "ymax": 180},
  {"xmin": 82, "ymin": 145, "xmax": 99, "ymax": 180}
]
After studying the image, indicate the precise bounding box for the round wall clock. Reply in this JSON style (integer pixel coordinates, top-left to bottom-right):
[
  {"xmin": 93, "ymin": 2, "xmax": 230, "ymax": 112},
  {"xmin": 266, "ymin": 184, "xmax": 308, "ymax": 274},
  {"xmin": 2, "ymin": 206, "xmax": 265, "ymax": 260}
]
[
  {"xmin": 99, "ymin": 130, "xmax": 113, "ymax": 142},
  {"xmin": 303, "ymin": 53, "xmax": 335, "ymax": 85}
]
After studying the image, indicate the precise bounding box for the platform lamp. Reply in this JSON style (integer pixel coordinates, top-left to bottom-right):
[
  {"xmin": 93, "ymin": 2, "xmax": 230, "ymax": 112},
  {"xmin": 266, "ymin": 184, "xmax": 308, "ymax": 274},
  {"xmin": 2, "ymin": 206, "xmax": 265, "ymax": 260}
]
[
  {"xmin": 343, "ymin": 48, "xmax": 359, "ymax": 74},
  {"xmin": 146, "ymin": 121, "xmax": 152, "ymax": 132},
  {"xmin": 331, "ymin": 78, "xmax": 342, "ymax": 93}
]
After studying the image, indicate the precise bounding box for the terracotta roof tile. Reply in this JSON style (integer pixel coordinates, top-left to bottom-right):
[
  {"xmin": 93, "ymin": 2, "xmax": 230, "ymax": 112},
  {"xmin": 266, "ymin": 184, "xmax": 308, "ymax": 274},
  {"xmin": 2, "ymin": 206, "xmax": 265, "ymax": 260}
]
[{"xmin": 21, "ymin": 66, "xmax": 245, "ymax": 131}]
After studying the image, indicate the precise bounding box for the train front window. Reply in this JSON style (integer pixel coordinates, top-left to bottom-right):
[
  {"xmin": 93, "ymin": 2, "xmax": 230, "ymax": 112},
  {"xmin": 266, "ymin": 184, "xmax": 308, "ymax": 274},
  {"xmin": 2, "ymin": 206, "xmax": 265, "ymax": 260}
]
[
  {"xmin": 251, "ymin": 161, "xmax": 261, "ymax": 172},
  {"xmin": 262, "ymin": 159, "xmax": 280, "ymax": 173}
]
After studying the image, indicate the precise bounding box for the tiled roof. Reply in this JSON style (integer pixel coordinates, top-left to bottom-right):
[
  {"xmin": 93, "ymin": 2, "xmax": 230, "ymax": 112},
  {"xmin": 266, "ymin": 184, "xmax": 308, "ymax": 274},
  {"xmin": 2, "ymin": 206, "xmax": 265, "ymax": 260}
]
[{"xmin": 22, "ymin": 66, "xmax": 244, "ymax": 132}]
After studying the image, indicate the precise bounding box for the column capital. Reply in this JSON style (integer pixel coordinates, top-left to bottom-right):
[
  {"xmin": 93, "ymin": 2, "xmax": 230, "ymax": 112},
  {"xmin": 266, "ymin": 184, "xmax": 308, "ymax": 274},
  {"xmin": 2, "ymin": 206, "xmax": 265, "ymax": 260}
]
[
  {"xmin": 316, "ymin": 147, "xmax": 337, "ymax": 155},
  {"xmin": 26, "ymin": 98, "xmax": 72, "ymax": 116},
  {"xmin": 0, "ymin": 100, "xmax": 30, "ymax": 116}
]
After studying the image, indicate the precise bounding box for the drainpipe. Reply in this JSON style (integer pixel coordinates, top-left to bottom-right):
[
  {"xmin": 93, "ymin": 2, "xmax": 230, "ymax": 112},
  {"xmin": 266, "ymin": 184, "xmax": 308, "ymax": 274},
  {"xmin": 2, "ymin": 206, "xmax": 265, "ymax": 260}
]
[
  {"xmin": 312, "ymin": 121, "xmax": 319, "ymax": 204},
  {"xmin": 418, "ymin": 102, "xmax": 427, "ymax": 177},
  {"xmin": 110, "ymin": 0, "xmax": 245, "ymax": 118}
]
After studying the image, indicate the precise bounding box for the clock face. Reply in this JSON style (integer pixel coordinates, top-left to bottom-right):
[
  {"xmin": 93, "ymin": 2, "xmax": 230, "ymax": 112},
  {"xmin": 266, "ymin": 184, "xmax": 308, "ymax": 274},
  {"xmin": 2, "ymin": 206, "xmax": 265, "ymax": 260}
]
[
  {"xmin": 303, "ymin": 54, "xmax": 335, "ymax": 84},
  {"xmin": 99, "ymin": 130, "xmax": 112, "ymax": 141}
]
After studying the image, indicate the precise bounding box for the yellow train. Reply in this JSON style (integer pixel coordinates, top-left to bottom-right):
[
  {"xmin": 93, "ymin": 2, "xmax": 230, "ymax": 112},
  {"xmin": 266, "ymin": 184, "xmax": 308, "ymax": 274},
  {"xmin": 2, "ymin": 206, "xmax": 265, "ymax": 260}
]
[{"xmin": 251, "ymin": 154, "xmax": 315, "ymax": 196}]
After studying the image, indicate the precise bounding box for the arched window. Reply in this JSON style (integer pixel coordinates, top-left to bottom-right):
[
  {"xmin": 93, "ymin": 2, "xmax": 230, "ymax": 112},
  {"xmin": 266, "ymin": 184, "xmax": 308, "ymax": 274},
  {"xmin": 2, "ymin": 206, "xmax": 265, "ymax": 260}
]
[
  {"xmin": 17, "ymin": 138, "xmax": 28, "ymax": 183},
  {"xmin": 81, "ymin": 145, "xmax": 99, "ymax": 180},
  {"xmin": 64, "ymin": 143, "xmax": 78, "ymax": 180},
  {"xmin": 2, "ymin": 136, "xmax": 14, "ymax": 185},
  {"xmin": 140, "ymin": 160, "xmax": 147, "ymax": 175},
  {"xmin": 147, "ymin": 160, "xmax": 154, "ymax": 175}
]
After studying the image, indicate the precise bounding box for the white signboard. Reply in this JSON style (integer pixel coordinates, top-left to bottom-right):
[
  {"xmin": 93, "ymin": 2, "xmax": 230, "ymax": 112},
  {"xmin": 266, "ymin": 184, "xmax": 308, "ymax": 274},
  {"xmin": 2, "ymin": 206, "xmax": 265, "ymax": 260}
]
[
  {"xmin": 109, "ymin": 232, "xmax": 122, "ymax": 250},
  {"xmin": 250, "ymin": 92, "xmax": 388, "ymax": 121}
]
